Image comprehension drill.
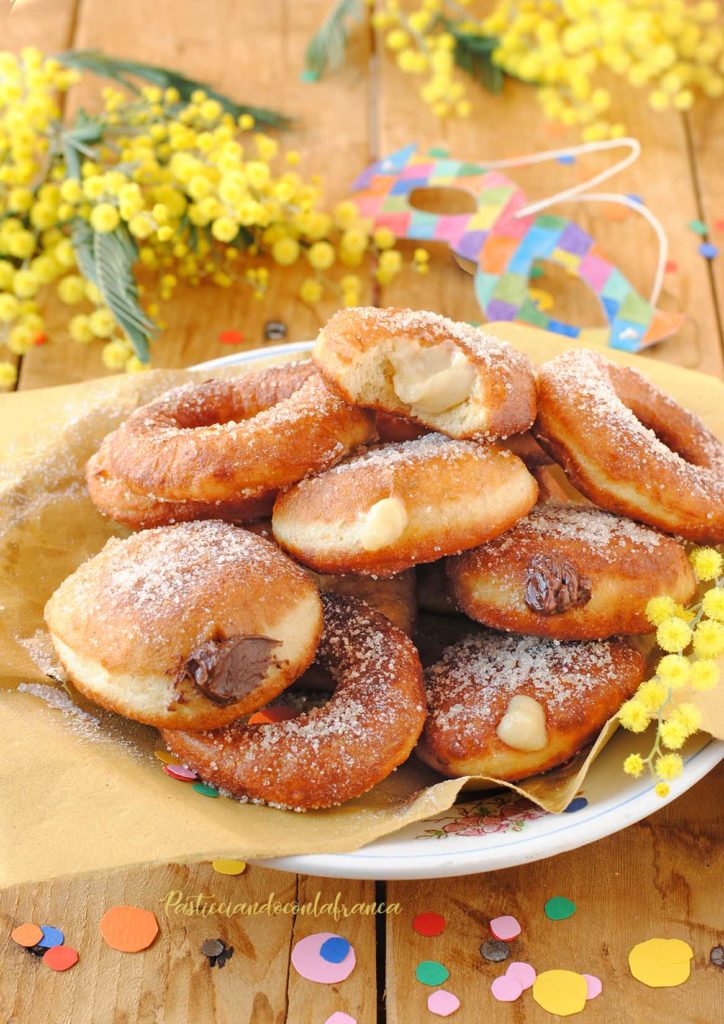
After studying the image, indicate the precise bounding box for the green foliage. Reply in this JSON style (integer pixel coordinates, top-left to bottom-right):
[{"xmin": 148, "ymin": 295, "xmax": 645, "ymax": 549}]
[
  {"xmin": 56, "ymin": 50, "xmax": 293, "ymax": 129},
  {"xmin": 442, "ymin": 23, "xmax": 506, "ymax": 95},
  {"xmin": 304, "ymin": 0, "xmax": 364, "ymax": 79}
]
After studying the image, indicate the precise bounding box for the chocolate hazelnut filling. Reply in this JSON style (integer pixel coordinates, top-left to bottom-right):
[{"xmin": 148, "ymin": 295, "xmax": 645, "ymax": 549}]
[
  {"xmin": 524, "ymin": 553, "xmax": 592, "ymax": 615},
  {"xmin": 180, "ymin": 634, "xmax": 281, "ymax": 705}
]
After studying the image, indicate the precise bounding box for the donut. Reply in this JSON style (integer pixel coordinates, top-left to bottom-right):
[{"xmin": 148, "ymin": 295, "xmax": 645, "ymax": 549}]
[
  {"xmin": 375, "ymin": 410, "xmax": 428, "ymax": 443},
  {"xmin": 313, "ymin": 307, "xmax": 537, "ymax": 440},
  {"xmin": 44, "ymin": 521, "xmax": 323, "ymax": 730},
  {"xmin": 312, "ymin": 569, "xmax": 417, "ymax": 636},
  {"xmin": 533, "ymin": 349, "xmax": 724, "ymax": 543},
  {"xmin": 448, "ymin": 502, "xmax": 696, "ymax": 640},
  {"xmin": 86, "ymin": 448, "xmax": 275, "ymax": 529},
  {"xmin": 417, "ymin": 630, "xmax": 645, "ymax": 781},
  {"xmin": 416, "ymin": 561, "xmax": 458, "ymax": 616},
  {"xmin": 88, "ymin": 360, "xmax": 376, "ymax": 514},
  {"xmin": 272, "ymin": 433, "xmax": 539, "ymax": 576},
  {"xmin": 161, "ymin": 594, "xmax": 427, "ymax": 810}
]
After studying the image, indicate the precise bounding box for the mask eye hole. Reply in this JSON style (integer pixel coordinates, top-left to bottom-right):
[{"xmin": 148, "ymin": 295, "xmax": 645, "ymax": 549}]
[{"xmin": 408, "ymin": 187, "xmax": 477, "ymax": 216}]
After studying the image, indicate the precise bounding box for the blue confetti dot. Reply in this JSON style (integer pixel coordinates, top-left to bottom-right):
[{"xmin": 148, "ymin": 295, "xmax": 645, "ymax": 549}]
[
  {"xmin": 563, "ymin": 797, "xmax": 588, "ymax": 814},
  {"xmin": 626, "ymin": 193, "xmax": 645, "ymax": 206},
  {"xmin": 320, "ymin": 936, "xmax": 351, "ymax": 964},
  {"xmin": 37, "ymin": 926, "xmax": 64, "ymax": 949},
  {"xmin": 699, "ymin": 242, "xmax": 719, "ymax": 259},
  {"xmin": 556, "ymin": 154, "xmax": 576, "ymax": 165}
]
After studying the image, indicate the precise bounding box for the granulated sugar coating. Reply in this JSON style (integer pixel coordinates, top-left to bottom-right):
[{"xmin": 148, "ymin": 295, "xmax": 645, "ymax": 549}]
[
  {"xmin": 162, "ymin": 594, "xmax": 426, "ymax": 810},
  {"xmin": 426, "ymin": 631, "xmax": 616, "ymax": 736},
  {"xmin": 493, "ymin": 501, "xmax": 663, "ymax": 561}
]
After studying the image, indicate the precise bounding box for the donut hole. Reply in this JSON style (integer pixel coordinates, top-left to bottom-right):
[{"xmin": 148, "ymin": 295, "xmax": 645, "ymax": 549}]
[{"xmin": 616, "ymin": 386, "xmax": 711, "ymax": 468}]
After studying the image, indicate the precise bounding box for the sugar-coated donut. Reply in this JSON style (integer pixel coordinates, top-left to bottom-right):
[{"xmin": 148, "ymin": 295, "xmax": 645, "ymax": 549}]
[
  {"xmin": 272, "ymin": 433, "xmax": 539, "ymax": 576},
  {"xmin": 534, "ymin": 349, "xmax": 724, "ymax": 543},
  {"xmin": 86, "ymin": 448, "xmax": 275, "ymax": 529},
  {"xmin": 448, "ymin": 502, "xmax": 696, "ymax": 640},
  {"xmin": 313, "ymin": 307, "xmax": 537, "ymax": 440},
  {"xmin": 312, "ymin": 569, "xmax": 417, "ymax": 636},
  {"xmin": 88, "ymin": 361, "xmax": 375, "ymax": 519},
  {"xmin": 162, "ymin": 594, "xmax": 426, "ymax": 810},
  {"xmin": 45, "ymin": 521, "xmax": 323, "ymax": 730},
  {"xmin": 417, "ymin": 630, "xmax": 645, "ymax": 781}
]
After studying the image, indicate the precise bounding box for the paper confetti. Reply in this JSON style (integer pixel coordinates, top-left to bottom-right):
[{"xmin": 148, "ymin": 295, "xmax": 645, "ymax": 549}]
[
  {"xmin": 506, "ymin": 961, "xmax": 536, "ymax": 990},
  {"xmin": 218, "ymin": 329, "xmax": 245, "ymax": 346},
  {"xmin": 533, "ymin": 969, "xmax": 588, "ymax": 1016},
  {"xmin": 412, "ymin": 912, "xmax": 446, "ymax": 937},
  {"xmin": 193, "ymin": 782, "xmax": 219, "ymax": 798},
  {"xmin": 489, "ymin": 915, "xmax": 521, "ymax": 941},
  {"xmin": 154, "ymin": 750, "xmax": 180, "ymax": 765},
  {"xmin": 563, "ymin": 797, "xmax": 588, "ymax": 813},
  {"xmin": 491, "ymin": 975, "xmax": 523, "ymax": 1002},
  {"xmin": 291, "ymin": 933, "xmax": 356, "ymax": 984},
  {"xmin": 480, "ymin": 939, "xmax": 510, "ymax": 963},
  {"xmin": 628, "ymin": 938, "xmax": 693, "ymax": 988},
  {"xmin": 699, "ymin": 242, "xmax": 719, "ymax": 259},
  {"xmin": 42, "ymin": 946, "xmax": 78, "ymax": 972},
  {"xmin": 11, "ymin": 923, "xmax": 43, "ymax": 948},
  {"xmin": 37, "ymin": 925, "xmax": 64, "ymax": 949},
  {"xmin": 324, "ymin": 1014, "xmax": 357, "ymax": 1024},
  {"xmin": 556, "ymin": 154, "xmax": 576, "ymax": 165},
  {"xmin": 664, "ymin": 260, "xmax": 679, "ymax": 274},
  {"xmin": 544, "ymin": 896, "xmax": 576, "ymax": 920},
  {"xmin": 212, "ymin": 859, "xmax": 247, "ymax": 876},
  {"xmin": 688, "ymin": 218, "xmax": 708, "ymax": 236},
  {"xmin": 162, "ymin": 763, "xmax": 198, "ymax": 782},
  {"xmin": 416, "ymin": 960, "xmax": 450, "ymax": 986},
  {"xmin": 248, "ymin": 706, "xmax": 300, "ymax": 725},
  {"xmin": 583, "ymin": 974, "xmax": 603, "ymax": 999},
  {"xmin": 427, "ymin": 990, "xmax": 461, "ymax": 1017},
  {"xmin": 100, "ymin": 905, "xmax": 159, "ymax": 953},
  {"xmin": 320, "ymin": 937, "xmax": 351, "ymax": 964}
]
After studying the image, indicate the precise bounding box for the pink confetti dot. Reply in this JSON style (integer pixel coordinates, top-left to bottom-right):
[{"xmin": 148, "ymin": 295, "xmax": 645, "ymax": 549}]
[
  {"xmin": 491, "ymin": 975, "xmax": 523, "ymax": 1002},
  {"xmin": 427, "ymin": 990, "xmax": 461, "ymax": 1017},
  {"xmin": 291, "ymin": 932, "xmax": 355, "ymax": 984},
  {"xmin": 325, "ymin": 1014, "xmax": 357, "ymax": 1024},
  {"xmin": 489, "ymin": 915, "xmax": 521, "ymax": 941},
  {"xmin": 162, "ymin": 763, "xmax": 198, "ymax": 782},
  {"xmin": 583, "ymin": 973, "xmax": 603, "ymax": 999},
  {"xmin": 506, "ymin": 961, "xmax": 536, "ymax": 990}
]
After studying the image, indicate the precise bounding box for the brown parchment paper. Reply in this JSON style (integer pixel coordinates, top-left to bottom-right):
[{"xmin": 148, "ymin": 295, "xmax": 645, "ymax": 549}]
[{"xmin": 1, "ymin": 324, "xmax": 722, "ymax": 887}]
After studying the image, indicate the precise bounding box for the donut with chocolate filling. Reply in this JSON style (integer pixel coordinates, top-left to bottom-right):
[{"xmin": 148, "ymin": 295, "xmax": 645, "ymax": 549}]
[
  {"xmin": 162, "ymin": 594, "xmax": 427, "ymax": 810},
  {"xmin": 417, "ymin": 630, "xmax": 644, "ymax": 781},
  {"xmin": 44, "ymin": 521, "xmax": 323, "ymax": 730},
  {"xmin": 448, "ymin": 502, "xmax": 696, "ymax": 640},
  {"xmin": 533, "ymin": 349, "xmax": 724, "ymax": 543}
]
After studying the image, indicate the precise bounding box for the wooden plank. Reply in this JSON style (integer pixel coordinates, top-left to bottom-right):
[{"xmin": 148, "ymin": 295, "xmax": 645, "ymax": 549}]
[
  {"xmin": 18, "ymin": 0, "xmax": 374, "ymax": 388},
  {"xmin": 386, "ymin": 765, "xmax": 722, "ymax": 1024},
  {"xmin": 686, "ymin": 98, "xmax": 724, "ymax": 350},
  {"xmin": 375, "ymin": 47, "xmax": 724, "ymax": 376}
]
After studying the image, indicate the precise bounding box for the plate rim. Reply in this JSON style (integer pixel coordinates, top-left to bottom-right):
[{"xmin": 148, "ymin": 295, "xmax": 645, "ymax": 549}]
[{"xmin": 193, "ymin": 345, "xmax": 723, "ymax": 880}]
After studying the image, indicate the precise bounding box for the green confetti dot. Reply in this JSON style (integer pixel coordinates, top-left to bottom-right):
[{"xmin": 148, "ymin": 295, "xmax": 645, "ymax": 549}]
[
  {"xmin": 530, "ymin": 265, "xmax": 544, "ymax": 279},
  {"xmin": 300, "ymin": 69, "xmax": 319, "ymax": 83},
  {"xmin": 416, "ymin": 960, "xmax": 450, "ymax": 986},
  {"xmin": 193, "ymin": 782, "xmax": 219, "ymax": 798},
  {"xmin": 427, "ymin": 146, "xmax": 449, "ymax": 158},
  {"xmin": 545, "ymin": 896, "xmax": 576, "ymax": 920},
  {"xmin": 688, "ymin": 218, "xmax": 708, "ymax": 237}
]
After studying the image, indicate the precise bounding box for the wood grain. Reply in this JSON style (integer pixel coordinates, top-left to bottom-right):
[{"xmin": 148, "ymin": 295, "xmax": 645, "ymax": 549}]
[{"xmin": 0, "ymin": 2, "xmax": 722, "ymax": 1022}]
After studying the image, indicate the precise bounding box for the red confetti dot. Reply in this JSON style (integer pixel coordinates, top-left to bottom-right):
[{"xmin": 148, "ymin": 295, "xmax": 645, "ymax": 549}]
[
  {"xmin": 412, "ymin": 912, "xmax": 447, "ymax": 937},
  {"xmin": 219, "ymin": 329, "xmax": 245, "ymax": 345},
  {"xmin": 32, "ymin": 333, "xmax": 48, "ymax": 347},
  {"xmin": 665, "ymin": 260, "xmax": 678, "ymax": 273},
  {"xmin": 43, "ymin": 946, "xmax": 79, "ymax": 971},
  {"xmin": 714, "ymin": 219, "xmax": 724, "ymax": 232},
  {"xmin": 248, "ymin": 705, "xmax": 300, "ymax": 725}
]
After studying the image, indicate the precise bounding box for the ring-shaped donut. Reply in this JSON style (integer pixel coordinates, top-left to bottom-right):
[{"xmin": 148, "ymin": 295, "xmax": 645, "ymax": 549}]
[
  {"xmin": 533, "ymin": 350, "xmax": 724, "ymax": 542},
  {"xmin": 162, "ymin": 594, "xmax": 427, "ymax": 810},
  {"xmin": 93, "ymin": 361, "xmax": 376, "ymax": 504}
]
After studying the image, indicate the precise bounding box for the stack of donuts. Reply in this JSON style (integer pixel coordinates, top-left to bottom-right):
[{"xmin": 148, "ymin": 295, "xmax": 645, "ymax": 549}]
[{"xmin": 45, "ymin": 307, "xmax": 724, "ymax": 811}]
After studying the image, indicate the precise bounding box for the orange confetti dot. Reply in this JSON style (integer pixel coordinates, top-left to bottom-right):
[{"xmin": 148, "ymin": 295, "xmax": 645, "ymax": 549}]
[
  {"xmin": 248, "ymin": 705, "xmax": 300, "ymax": 725},
  {"xmin": 43, "ymin": 946, "xmax": 79, "ymax": 971},
  {"xmin": 11, "ymin": 923, "xmax": 43, "ymax": 948},
  {"xmin": 100, "ymin": 905, "xmax": 159, "ymax": 953},
  {"xmin": 154, "ymin": 750, "xmax": 180, "ymax": 765}
]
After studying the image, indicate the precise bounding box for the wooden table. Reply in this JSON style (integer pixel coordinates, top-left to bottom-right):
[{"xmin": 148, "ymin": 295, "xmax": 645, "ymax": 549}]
[{"xmin": 1, "ymin": 3, "xmax": 722, "ymax": 1022}]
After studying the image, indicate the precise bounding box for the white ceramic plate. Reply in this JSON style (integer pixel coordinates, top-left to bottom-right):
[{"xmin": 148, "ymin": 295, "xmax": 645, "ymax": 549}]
[{"xmin": 193, "ymin": 344, "xmax": 723, "ymax": 879}]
